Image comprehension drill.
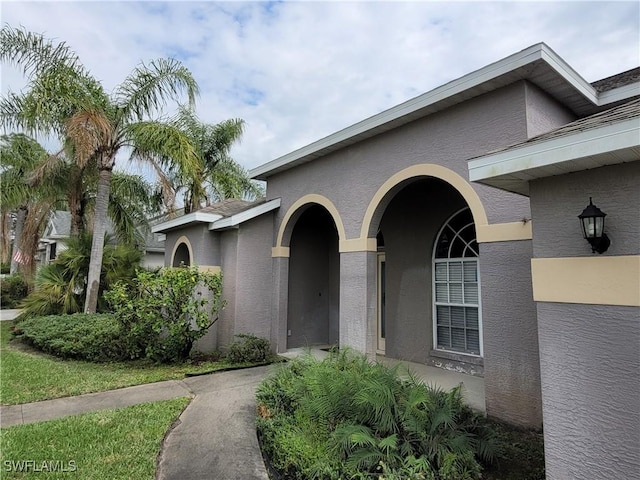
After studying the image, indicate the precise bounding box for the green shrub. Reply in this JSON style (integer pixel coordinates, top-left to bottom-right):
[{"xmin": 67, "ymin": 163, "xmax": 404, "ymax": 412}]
[
  {"xmin": 1, "ymin": 274, "xmax": 28, "ymax": 308},
  {"xmin": 1, "ymin": 262, "xmax": 10, "ymax": 274},
  {"xmin": 18, "ymin": 234, "xmax": 141, "ymax": 319},
  {"xmin": 14, "ymin": 313, "xmax": 127, "ymax": 362},
  {"xmin": 226, "ymin": 334, "xmax": 270, "ymax": 363},
  {"xmin": 105, "ymin": 267, "xmax": 225, "ymax": 363},
  {"xmin": 256, "ymin": 350, "xmax": 499, "ymax": 480}
]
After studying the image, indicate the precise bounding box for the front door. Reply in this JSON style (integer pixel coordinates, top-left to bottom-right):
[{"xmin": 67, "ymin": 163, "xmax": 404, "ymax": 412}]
[{"xmin": 377, "ymin": 253, "xmax": 386, "ymax": 354}]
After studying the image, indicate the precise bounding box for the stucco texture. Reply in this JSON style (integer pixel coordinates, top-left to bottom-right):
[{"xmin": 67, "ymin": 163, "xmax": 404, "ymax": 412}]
[{"xmin": 530, "ymin": 161, "xmax": 640, "ymax": 478}]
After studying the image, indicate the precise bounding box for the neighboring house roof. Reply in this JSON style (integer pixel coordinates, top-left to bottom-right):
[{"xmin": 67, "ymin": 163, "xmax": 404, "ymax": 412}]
[
  {"xmin": 40, "ymin": 210, "xmax": 164, "ymax": 252},
  {"xmin": 152, "ymin": 198, "xmax": 281, "ymax": 234},
  {"xmin": 468, "ymin": 98, "xmax": 640, "ymax": 195},
  {"xmin": 250, "ymin": 43, "xmax": 640, "ymax": 180},
  {"xmin": 43, "ymin": 210, "xmax": 72, "ymax": 240}
]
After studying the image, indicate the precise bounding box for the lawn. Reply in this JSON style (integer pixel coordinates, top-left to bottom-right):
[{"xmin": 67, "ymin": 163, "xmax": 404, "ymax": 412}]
[
  {"xmin": 0, "ymin": 321, "xmax": 259, "ymax": 405},
  {"xmin": 0, "ymin": 397, "xmax": 189, "ymax": 479}
]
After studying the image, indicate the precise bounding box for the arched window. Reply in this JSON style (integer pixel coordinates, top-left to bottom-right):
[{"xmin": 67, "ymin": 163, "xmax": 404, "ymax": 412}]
[{"xmin": 433, "ymin": 208, "xmax": 481, "ymax": 356}]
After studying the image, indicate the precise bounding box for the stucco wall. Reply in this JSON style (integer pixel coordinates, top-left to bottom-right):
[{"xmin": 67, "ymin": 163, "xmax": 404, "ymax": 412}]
[
  {"xmin": 524, "ymin": 81, "xmax": 576, "ymax": 138},
  {"xmin": 530, "ymin": 161, "xmax": 640, "ymax": 258},
  {"xmin": 233, "ymin": 212, "xmax": 276, "ymax": 342},
  {"xmin": 479, "ymin": 240, "xmax": 542, "ymax": 427},
  {"xmin": 537, "ymin": 302, "xmax": 640, "ymax": 479},
  {"xmin": 218, "ymin": 229, "xmax": 238, "ymax": 351},
  {"xmin": 529, "ymin": 161, "xmax": 640, "ymax": 479},
  {"xmin": 266, "ymin": 82, "xmax": 533, "ymax": 238},
  {"xmin": 164, "ymin": 224, "xmax": 221, "ymax": 267}
]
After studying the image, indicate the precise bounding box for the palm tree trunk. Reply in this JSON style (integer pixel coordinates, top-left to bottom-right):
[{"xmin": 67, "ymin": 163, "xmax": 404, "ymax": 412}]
[
  {"xmin": 84, "ymin": 165, "xmax": 112, "ymax": 313},
  {"xmin": 10, "ymin": 206, "xmax": 28, "ymax": 275},
  {"xmin": 1, "ymin": 211, "xmax": 11, "ymax": 264}
]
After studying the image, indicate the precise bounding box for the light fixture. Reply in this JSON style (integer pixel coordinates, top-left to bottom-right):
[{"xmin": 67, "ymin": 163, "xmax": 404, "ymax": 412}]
[{"xmin": 578, "ymin": 197, "xmax": 610, "ymax": 254}]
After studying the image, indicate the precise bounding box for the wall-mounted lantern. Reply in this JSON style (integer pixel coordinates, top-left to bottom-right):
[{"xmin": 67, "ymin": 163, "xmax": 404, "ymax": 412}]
[{"xmin": 578, "ymin": 197, "xmax": 610, "ymax": 254}]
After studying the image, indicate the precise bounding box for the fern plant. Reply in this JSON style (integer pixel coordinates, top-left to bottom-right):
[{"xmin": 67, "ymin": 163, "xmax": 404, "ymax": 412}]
[{"xmin": 256, "ymin": 349, "xmax": 499, "ymax": 479}]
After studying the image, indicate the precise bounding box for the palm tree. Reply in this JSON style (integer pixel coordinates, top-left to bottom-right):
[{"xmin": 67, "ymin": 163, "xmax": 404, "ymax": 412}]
[
  {"xmin": 168, "ymin": 106, "xmax": 263, "ymax": 213},
  {"xmin": 0, "ymin": 133, "xmax": 55, "ymax": 277},
  {"xmin": 1, "ymin": 25, "xmax": 200, "ymax": 313}
]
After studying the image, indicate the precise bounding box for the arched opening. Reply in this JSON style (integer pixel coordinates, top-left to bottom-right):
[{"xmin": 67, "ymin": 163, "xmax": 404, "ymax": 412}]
[
  {"xmin": 172, "ymin": 242, "xmax": 191, "ymax": 267},
  {"xmin": 287, "ymin": 204, "xmax": 340, "ymax": 348},
  {"xmin": 373, "ymin": 177, "xmax": 476, "ymax": 364}
]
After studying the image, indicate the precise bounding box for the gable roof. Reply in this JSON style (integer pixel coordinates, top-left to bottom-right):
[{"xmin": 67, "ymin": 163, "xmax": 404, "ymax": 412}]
[
  {"xmin": 468, "ymin": 98, "xmax": 640, "ymax": 195},
  {"xmin": 250, "ymin": 43, "xmax": 639, "ymax": 181}
]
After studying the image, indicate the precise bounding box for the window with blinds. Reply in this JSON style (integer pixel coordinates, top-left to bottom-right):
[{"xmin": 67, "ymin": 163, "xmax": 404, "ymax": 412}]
[{"xmin": 433, "ymin": 208, "xmax": 481, "ymax": 356}]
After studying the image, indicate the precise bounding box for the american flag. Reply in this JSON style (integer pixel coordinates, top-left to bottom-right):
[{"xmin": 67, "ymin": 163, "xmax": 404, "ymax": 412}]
[{"xmin": 12, "ymin": 249, "xmax": 28, "ymax": 265}]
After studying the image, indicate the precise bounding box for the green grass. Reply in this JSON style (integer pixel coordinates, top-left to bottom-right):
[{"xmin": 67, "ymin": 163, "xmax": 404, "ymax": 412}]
[
  {"xmin": 0, "ymin": 322, "xmax": 259, "ymax": 405},
  {"xmin": 0, "ymin": 397, "xmax": 189, "ymax": 479}
]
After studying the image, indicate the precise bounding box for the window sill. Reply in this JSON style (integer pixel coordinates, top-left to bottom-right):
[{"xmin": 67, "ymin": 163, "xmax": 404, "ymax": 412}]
[{"xmin": 430, "ymin": 349, "xmax": 484, "ymax": 366}]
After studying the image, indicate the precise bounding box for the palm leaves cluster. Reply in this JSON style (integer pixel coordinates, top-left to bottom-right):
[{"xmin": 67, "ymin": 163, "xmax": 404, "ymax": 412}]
[
  {"xmin": 256, "ymin": 350, "xmax": 499, "ymax": 479},
  {"xmin": 1, "ymin": 25, "xmax": 259, "ymax": 312},
  {"xmin": 17, "ymin": 234, "xmax": 141, "ymax": 319}
]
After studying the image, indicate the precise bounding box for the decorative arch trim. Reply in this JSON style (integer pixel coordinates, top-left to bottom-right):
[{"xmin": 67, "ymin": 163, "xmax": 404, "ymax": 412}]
[
  {"xmin": 359, "ymin": 164, "xmax": 489, "ymax": 242},
  {"xmin": 171, "ymin": 235, "xmax": 194, "ymax": 266},
  {"xmin": 274, "ymin": 194, "xmax": 347, "ymax": 254}
]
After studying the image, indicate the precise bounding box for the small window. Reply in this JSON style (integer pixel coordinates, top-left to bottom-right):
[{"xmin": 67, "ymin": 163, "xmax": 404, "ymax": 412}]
[{"xmin": 433, "ymin": 208, "xmax": 481, "ymax": 356}]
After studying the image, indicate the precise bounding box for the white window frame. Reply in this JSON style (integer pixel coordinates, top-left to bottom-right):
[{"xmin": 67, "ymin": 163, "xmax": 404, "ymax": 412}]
[{"xmin": 432, "ymin": 207, "xmax": 483, "ymax": 357}]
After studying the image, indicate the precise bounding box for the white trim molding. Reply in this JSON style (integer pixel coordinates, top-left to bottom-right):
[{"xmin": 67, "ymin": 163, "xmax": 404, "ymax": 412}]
[
  {"xmin": 469, "ymin": 118, "xmax": 640, "ymax": 195},
  {"xmin": 209, "ymin": 198, "xmax": 280, "ymax": 230},
  {"xmin": 152, "ymin": 212, "xmax": 223, "ymax": 233}
]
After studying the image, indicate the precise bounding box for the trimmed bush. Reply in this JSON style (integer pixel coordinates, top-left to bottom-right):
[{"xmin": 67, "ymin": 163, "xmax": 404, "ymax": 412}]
[
  {"xmin": 14, "ymin": 314, "xmax": 127, "ymax": 362},
  {"xmin": 226, "ymin": 334, "xmax": 270, "ymax": 363},
  {"xmin": 105, "ymin": 267, "xmax": 225, "ymax": 363},
  {"xmin": 256, "ymin": 350, "xmax": 500, "ymax": 480},
  {"xmin": 1, "ymin": 274, "xmax": 28, "ymax": 308}
]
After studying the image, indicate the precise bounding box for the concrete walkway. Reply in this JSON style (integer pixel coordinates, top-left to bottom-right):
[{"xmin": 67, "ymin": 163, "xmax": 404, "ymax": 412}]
[
  {"xmin": 0, "ymin": 339, "xmax": 485, "ymax": 480},
  {"xmin": 1, "ymin": 366, "xmax": 272, "ymax": 480},
  {"xmin": 0, "ymin": 309, "xmax": 21, "ymax": 321}
]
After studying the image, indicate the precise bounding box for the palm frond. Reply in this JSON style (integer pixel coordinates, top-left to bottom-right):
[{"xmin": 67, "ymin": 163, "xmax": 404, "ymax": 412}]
[
  {"xmin": 0, "ymin": 25, "xmax": 84, "ymax": 78},
  {"xmin": 116, "ymin": 58, "xmax": 199, "ymax": 122},
  {"xmin": 127, "ymin": 120, "xmax": 200, "ymax": 180},
  {"xmin": 65, "ymin": 109, "xmax": 114, "ymax": 168}
]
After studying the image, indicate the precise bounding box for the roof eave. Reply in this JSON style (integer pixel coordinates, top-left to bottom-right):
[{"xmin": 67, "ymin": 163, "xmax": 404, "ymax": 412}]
[
  {"xmin": 468, "ymin": 117, "xmax": 640, "ymax": 196},
  {"xmin": 250, "ymin": 42, "xmax": 614, "ymax": 181},
  {"xmin": 151, "ymin": 212, "xmax": 223, "ymax": 233},
  {"xmin": 208, "ymin": 198, "xmax": 281, "ymax": 231}
]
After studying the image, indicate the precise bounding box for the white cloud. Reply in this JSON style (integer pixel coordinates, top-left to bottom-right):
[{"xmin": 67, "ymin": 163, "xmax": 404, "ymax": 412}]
[{"xmin": 2, "ymin": 1, "xmax": 639, "ymax": 173}]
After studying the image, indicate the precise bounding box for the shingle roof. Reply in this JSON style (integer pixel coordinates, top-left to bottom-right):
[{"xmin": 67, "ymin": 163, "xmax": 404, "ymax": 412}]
[
  {"xmin": 591, "ymin": 67, "xmax": 640, "ymax": 93},
  {"xmin": 196, "ymin": 198, "xmax": 265, "ymax": 217}
]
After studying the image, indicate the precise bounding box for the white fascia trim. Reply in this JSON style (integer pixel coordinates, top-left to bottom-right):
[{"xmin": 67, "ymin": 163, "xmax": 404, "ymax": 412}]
[
  {"xmin": 209, "ymin": 198, "xmax": 281, "ymax": 230},
  {"xmin": 250, "ymin": 43, "xmax": 596, "ymax": 180},
  {"xmin": 539, "ymin": 47, "xmax": 598, "ymax": 104},
  {"xmin": 469, "ymin": 118, "xmax": 640, "ymax": 181},
  {"xmin": 599, "ymin": 83, "xmax": 640, "ymax": 106},
  {"xmin": 151, "ymin": 212, "xmax": 223, "ymax": 233}
]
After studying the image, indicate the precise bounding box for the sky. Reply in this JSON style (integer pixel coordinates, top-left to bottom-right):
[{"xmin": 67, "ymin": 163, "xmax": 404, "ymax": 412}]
[{"xmin": 1, "ymin": 1, "xmax": 639, "ymax": 176}]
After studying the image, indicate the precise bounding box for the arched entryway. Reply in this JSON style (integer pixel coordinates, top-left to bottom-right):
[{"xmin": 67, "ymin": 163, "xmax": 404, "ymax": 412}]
[
  {"xmin": 372, "ymin": 177, "xmax": 480, "ymax": 365},
  {"xmin": 172, "ymin": 240, "xmax": 192, "ymax": 267},
  {"xmin": 287, "ymin": 204, "xmax": 340, "ymax": 348}
]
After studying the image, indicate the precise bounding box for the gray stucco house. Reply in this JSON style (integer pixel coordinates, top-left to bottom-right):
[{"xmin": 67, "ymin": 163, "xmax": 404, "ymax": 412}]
[{"xmin": 153, "ymin": 43, "xmax": 639, "ymax": 478}]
